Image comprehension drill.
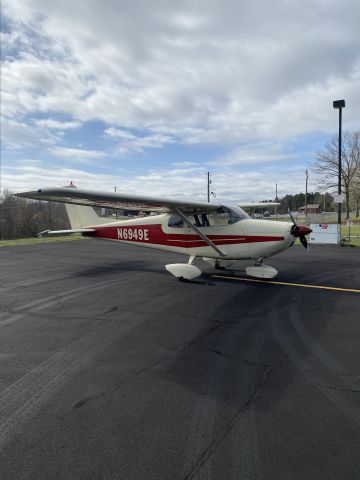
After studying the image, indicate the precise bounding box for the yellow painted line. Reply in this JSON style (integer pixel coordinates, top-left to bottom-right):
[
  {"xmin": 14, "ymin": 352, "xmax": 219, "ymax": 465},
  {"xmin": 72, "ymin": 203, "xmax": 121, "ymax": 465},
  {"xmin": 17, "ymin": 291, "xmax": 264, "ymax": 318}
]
[{"xmin": 211, "ymin": 275, "xmax": 360, "ymax": 294}]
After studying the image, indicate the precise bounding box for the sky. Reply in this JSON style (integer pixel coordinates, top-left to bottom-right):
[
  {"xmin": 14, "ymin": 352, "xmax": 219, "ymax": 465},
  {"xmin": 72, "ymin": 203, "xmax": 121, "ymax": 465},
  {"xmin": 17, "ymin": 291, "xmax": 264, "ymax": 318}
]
[{"xmin": 1, "ymin": 0, "xmax": 359, "ymax": 202}]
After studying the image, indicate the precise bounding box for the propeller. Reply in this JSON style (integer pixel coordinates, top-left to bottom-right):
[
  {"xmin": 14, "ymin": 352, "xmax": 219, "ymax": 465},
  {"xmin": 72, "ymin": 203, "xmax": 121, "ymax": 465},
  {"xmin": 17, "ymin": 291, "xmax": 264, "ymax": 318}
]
[{"xmin": 288, "ymin": 208, "xmax": 312, "ymax": 249}]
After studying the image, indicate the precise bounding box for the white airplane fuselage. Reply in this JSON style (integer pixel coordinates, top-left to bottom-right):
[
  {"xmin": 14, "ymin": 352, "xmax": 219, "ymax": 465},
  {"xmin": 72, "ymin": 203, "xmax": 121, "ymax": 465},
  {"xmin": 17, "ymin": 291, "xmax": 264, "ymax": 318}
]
[{"xmin": 87, "ymin": 213, "xmax": 295, "ymax": 261}]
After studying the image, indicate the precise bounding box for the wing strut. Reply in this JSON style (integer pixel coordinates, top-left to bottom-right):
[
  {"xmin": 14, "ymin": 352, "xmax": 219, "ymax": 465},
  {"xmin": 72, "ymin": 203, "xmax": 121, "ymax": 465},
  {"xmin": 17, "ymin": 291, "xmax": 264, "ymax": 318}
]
[{"xmin": 173, "ymin": 207, "xmax": 225, "ymax": 257}]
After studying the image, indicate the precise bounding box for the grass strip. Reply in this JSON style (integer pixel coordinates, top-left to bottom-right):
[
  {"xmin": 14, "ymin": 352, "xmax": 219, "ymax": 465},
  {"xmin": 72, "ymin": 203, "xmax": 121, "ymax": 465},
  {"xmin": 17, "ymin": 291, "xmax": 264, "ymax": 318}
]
[{"xmin": 0, "ymin": 235, "xmax": 88, "ymax": 247}]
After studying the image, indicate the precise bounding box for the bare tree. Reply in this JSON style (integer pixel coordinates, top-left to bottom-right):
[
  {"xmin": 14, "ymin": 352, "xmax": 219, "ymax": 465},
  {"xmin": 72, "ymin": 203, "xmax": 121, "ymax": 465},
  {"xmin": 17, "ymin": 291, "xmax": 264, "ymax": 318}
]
[{"xmin": 313, "ymin": 130, "xmax": 360, "ymax": 219}]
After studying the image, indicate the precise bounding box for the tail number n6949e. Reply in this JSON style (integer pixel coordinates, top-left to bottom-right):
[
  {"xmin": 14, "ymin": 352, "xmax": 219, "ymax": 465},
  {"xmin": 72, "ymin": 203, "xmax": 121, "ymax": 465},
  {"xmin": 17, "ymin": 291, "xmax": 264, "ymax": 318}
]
[{"xmin": 117, "ymin": 227, "xmax": 149, "ymax": 241}]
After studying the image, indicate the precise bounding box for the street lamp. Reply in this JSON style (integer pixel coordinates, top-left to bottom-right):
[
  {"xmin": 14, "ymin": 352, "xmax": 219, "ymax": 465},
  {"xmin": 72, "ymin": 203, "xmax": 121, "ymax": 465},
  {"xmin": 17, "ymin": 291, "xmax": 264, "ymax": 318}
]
[
  {"xmin": 333, "ymin": 99, "xmax": 345, "ymax": 242},
  {"xmin": 305, "ymin": 169, "xmax": 308, "ymax": 220}
]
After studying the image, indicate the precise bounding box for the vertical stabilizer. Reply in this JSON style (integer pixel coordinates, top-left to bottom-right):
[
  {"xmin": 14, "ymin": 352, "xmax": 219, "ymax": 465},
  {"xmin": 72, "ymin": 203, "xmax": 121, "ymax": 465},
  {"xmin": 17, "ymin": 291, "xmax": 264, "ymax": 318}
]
[
  {"xmin": 63, "ymin": 182, "xmax": 102, "ymax": 228},
  {"xmin": 65, "ymin": 203, "xmax": 101, "ymax": 229}
]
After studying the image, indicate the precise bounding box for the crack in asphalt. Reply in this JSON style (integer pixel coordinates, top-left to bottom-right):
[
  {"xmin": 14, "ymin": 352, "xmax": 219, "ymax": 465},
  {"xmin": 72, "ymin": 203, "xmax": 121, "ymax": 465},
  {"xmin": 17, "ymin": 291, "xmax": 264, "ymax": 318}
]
[
  {"xmin": 208, "ymin": 348, "xmax": 232, "ymax": 359},
  {"xmin": 209, "ymin": 351, "xmax": 360, "ymax": 381},
  {"xmin": 71, "ymin": 353, "xmax": 171, "ymax": 409},
  {"xmin": 183, "ymin": 368, "xmax": 274, "ymax": 480},
  {"xmin": 268, "ymin": 302, "xmax": 360, "ymax": 426},
  {"xmin": 313, "ymin": 382, "xmax": 360, "ymax": 394}
]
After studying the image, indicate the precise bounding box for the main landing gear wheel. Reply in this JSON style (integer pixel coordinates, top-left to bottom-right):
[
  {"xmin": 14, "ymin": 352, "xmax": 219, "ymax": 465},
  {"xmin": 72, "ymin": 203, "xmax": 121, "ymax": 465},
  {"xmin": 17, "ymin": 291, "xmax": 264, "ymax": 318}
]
[
  {"xmin": 246, "ymin": 257, "xmax": 278, "ymax": 279},
  {"xmin": 165, "ymin": 263, "xmax": 202, "ymax": 280}
]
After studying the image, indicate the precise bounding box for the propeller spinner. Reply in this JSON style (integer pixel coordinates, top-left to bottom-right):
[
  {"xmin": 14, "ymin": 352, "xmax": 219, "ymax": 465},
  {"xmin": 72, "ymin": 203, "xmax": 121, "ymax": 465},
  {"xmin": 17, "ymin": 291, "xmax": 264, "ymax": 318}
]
[{"xmin": 288, "ymin": 209, "xmax": 312, "ymax": 249}]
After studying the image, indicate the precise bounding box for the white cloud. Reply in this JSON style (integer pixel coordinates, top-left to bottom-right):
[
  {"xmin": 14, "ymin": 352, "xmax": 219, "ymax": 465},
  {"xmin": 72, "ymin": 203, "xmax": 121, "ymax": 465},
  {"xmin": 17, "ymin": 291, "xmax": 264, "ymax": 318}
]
[
  {"xmin": 214, "ymin": 141, "xmax": 298, "ymax": 167},
  {"xmin": 3, "ymin": 165, "xmax": 115, "ymax": 193},
  {"xmin": 1, "ymin": 117, "xmax": 59, "ymax": 148},
  {"xmin": 104, "ymin": 127, "xmax": 173, "ymax": 155},
  {"xmin": 48, "ymin": 146, "xmax": 105, "ymax": 162},
  {"xmin": 104, "ymin": 128, "xmax": 137, "ymax": 140},
  {"xmin": 3, "ymin": 161, "xmax": 318, "ymax": 202},
  {"xmin": 34, "ymin": 119, "xmax": 81, "ymax": 130},
  {"xmin": 2, "ymin": 0, "xmax": 359, "ymax": 140}
]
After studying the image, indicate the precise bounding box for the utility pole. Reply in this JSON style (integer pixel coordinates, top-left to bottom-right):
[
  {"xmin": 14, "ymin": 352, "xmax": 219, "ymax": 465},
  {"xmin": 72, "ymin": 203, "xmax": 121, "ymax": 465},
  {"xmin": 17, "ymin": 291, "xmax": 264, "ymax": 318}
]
[
  {"xmin": 207, "ymin": 172, "xmax": 210, "ymax": 203},
  {"xmin": 114, "ymin": 186, "xmax": 117, "ymax": 219},
  {"xmin": 305, "ymin": 169, "xmax": 308, "ymax": 222},
  {"xmin": 275, "ymin": 183, "xmax": 278, "ymax": 221}
]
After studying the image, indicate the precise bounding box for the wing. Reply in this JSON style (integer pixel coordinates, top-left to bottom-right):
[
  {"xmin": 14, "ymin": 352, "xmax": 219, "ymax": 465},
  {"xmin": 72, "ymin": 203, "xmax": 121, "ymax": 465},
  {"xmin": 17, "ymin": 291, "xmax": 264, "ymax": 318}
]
[{"xmin": 15, "ymin": 187, "xmax": 221, "ymax": 214}]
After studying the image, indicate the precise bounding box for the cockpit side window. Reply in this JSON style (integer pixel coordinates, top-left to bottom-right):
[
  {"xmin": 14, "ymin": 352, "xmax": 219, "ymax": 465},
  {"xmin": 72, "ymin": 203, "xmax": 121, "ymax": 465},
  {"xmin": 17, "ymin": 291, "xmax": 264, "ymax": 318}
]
[
  {"xmin": 168, "ymin": 215, "xmax": 184, "ymax": 228},
  {"xmin": 168, "ymin": 213, "xmax": 211, "ymax": 228}
]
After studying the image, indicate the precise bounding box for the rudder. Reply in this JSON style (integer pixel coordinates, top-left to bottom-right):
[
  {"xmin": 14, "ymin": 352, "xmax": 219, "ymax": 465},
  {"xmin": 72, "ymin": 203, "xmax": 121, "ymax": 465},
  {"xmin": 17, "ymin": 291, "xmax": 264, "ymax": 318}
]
[{"xmin": 65, "ymin": 203, "xmax": 102, "ymax": 229}]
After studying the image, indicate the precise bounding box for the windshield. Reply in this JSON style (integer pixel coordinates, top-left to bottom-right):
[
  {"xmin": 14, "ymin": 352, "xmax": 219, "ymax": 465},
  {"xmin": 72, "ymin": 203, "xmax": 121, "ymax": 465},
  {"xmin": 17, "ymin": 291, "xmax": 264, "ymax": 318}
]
[
  {"xmin": 217, "ymin": 204, "xmax": 250, "ymax": 223},
  {"xmin": 168, "ymin": 204, "xmax": 249, "ymax": 228}
]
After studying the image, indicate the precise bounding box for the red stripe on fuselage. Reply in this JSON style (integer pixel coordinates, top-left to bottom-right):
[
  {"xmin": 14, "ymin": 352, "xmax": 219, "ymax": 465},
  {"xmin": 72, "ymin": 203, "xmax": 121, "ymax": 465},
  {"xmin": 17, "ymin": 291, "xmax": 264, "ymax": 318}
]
[{"xmin": 93, "ymin": 224, "xmax": 284, "ymax": 247}]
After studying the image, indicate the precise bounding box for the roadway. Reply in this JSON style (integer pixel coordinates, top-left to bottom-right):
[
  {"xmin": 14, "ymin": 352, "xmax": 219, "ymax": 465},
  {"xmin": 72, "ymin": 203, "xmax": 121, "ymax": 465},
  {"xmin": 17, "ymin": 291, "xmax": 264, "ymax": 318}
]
[{"xmin": 0, "ymin": 240, "xmax": 359, "ymax": 479}]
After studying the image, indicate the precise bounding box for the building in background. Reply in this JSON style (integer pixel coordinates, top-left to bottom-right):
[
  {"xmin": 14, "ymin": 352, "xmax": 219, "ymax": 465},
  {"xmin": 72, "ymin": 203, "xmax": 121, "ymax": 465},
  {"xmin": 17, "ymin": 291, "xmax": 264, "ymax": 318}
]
[{"xmin": 299, "ymin": 204, "xmax": 321, "ymax": 214}]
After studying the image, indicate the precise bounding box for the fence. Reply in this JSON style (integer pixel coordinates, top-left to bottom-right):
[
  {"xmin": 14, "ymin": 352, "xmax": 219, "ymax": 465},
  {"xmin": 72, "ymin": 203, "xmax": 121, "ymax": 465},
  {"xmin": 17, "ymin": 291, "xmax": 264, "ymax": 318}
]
[{"xmin": 303, "ymin": 213, "xmax": 338, "ymax": 225}]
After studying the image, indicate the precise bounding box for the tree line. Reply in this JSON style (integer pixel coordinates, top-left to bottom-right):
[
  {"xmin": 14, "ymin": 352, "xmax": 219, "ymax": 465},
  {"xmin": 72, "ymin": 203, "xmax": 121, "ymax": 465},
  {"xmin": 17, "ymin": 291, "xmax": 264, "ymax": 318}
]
[
  {"xmin": 267, "ymin": 191, "xmax": 335, "ymax": 214},
  {"xmin": 0, "ymin": 191, "xmax": 69, "ymax": 240}
]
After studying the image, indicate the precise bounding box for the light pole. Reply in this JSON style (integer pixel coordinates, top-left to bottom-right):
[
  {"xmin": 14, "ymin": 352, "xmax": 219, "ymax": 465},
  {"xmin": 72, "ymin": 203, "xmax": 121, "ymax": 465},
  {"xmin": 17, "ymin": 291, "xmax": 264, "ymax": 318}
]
[
  {"xmin": 305, "ymin": 169, "xmax": 308, "ymax": 221},
  {"xmin": 333, "ymin": 99, "xmax": 345, "ymax": 242}
]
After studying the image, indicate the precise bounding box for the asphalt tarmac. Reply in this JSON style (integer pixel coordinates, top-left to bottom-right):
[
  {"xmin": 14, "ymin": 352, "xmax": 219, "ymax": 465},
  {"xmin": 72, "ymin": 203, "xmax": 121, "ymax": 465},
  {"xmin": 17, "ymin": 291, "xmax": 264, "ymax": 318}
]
[{"xmin": 0, "ymin": 240, "xmax": 359, "ymax": 480}]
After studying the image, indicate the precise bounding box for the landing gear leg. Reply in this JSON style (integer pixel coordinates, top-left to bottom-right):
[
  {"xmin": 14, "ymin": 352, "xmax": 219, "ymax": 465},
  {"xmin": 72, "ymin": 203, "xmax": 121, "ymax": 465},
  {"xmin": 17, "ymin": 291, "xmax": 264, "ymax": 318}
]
[
  {"xmin": 214, "ymin": 259, "xmax": 225, "ymax": 270},
  {"xmin": 255, "ymin": 257, "xmax": 264, "ymax": 266},
  {"xmin": 188, "ymin": 255, "xmax": 195, "ymax": 264},
  {"xmin": 203, "ymin": 258, "xmax": 236, "ymax": 270}
]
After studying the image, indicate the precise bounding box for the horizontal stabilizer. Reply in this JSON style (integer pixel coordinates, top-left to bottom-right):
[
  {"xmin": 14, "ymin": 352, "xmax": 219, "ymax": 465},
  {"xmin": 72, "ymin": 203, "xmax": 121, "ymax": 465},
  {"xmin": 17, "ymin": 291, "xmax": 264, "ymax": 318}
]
[{"xmin": 37, "ymin": 229, "xmax": 95, "ymax": 237}]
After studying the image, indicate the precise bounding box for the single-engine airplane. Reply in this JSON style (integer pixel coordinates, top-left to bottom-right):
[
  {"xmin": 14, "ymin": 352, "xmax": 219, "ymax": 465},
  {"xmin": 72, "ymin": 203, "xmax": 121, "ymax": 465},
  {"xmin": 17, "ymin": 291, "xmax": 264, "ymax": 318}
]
[{"xmin": 15, "ymin": 184, "xmax": 312, "ymax": 281}]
